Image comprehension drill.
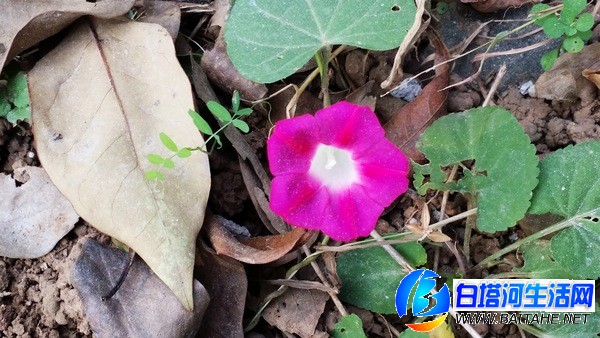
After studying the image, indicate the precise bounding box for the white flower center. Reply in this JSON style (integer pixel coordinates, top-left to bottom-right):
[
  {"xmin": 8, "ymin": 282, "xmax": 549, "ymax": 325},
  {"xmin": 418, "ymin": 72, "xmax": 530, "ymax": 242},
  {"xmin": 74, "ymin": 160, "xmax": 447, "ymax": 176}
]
[{"xmin": 309, "ymin": 144, "xmax": 358, "ymax": 190}]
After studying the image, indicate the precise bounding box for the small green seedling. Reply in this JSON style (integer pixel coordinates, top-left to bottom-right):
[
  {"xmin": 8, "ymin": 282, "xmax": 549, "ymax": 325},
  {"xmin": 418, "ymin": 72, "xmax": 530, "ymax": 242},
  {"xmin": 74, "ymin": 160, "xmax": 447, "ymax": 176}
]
[
  {"xmin": 145, "ymin": 91, "xmax": 252, "ymax": 181},
  {"xmin": 532, "ymin": 0, "xmax": 593, "ymax": 71},
  {"xmin": 0, "ymin": 71, "xmax": 31, "ymax": 126}
]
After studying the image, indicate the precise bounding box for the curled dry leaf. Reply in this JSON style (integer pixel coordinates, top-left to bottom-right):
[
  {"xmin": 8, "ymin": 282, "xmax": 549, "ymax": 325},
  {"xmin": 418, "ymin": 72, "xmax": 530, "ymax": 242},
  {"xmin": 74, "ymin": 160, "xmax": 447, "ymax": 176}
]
[
  {"xmin": 262, "ymin": 288, "xmax": 330, "ymax": 338},
  {"xmin": 71, "ymin": 239, "xmax": 209, "ymax": 338},
  {"xmin": 0, "ymin": 0, "xmax": 134, "ymax": 70},
  {"xmin": 460, "ymin": 0, "xmax": 531, "ymax": 13},
  {"xmin": 536, "ymin": 43, "xmax": 600, "ymax": 106},
  {"xmin": 196, "ymin": 244, "xmax": 247, "ymax": 338},
  {"xmin": 205, "ymin": 214, "xmax": 308, "ymax": 264},
  {"xmin": 383, "ymin": 30, "xmax": 450, "ymax": 163},
  {"xmin": 0, "ymin": 166, "xmax": 79, "ymax": 258},
  {"xmin": 29, "ymin": 18, "xmax": 210, "ymax": 310}
]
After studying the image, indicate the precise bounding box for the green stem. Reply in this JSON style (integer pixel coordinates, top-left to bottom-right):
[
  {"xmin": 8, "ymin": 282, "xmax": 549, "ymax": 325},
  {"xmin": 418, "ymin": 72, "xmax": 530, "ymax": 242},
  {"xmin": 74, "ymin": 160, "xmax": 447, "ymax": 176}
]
[
  {"xmin": 476, "ymin": 213, "xmax": 577, "ymax": 268},
  {"xmin": 315, "ymin": 48, "xmax": 331, "ymax": 107}
]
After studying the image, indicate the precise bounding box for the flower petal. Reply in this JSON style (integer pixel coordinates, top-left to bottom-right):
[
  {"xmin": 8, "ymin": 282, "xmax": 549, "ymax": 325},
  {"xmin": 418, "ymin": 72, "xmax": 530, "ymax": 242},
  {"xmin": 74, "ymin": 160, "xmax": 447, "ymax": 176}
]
[
  {"xmin": 270, "ymin": 173, "xmax": 328, "ymax": 230},
  {"xmin": 320, "ymin": 186, "xmax": 383, "ymax": 242},
  {"xmin": 267, "ymin": 114, "xmax": 320, "ymax": 176},
  {"xmin": 314, "ymin": 101, "xmax": 384, "ymax": 154},
  {"xmin": 356, "ymin": 139, "xmax": 410, "ymax": 207}
]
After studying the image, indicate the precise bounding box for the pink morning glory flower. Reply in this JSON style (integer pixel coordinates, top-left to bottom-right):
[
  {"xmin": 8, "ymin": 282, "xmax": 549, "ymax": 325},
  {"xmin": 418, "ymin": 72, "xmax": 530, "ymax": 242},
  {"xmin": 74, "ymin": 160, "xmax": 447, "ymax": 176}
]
[{"xmin": 267, "ymin": 101, "xmax": 409, "ymax": 242}]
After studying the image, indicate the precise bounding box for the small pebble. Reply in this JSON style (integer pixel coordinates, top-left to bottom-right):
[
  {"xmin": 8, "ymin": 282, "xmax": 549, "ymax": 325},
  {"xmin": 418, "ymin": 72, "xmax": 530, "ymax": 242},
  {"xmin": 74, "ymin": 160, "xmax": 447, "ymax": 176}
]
[
  {"xmin": 519, "ymin": 80, "xmax": 535, "ymax": 97},
  {"xmin": 390, "ymin": 78, "xmax": 423, "ymax": 102}
]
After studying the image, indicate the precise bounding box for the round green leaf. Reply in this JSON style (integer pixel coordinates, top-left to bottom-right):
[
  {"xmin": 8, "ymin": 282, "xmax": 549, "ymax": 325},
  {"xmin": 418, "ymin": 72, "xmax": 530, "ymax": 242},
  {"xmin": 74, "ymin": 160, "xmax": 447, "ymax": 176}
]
[
  {"xmin": 225, "ymin": 0, "xmax": 417, "ymax": 83},
  {"xmin": 232, "ymin": 119, "xmax": 250, "ymax": 133},
  {"xmin": 337, "ymin": 241, "xmax": 427, "ymax": 314},
  {"xmin": 331, "ymin": 314, "xmax": 366, "ymax": 338},
  {"xmin": 565, "ymin": 26, "xmax": 578, "ymax": 36},
  {"xmin": 528, "ymin": 142, "xmax": 600, "ymax": 279},
  {"xmin": 159, "ymin": 132, "xmax": 178, "ymax": 152},
  {"xmin": 541, "ymin": 48, "xmax": 558, "ymax": 71},
  {"xmin": 577, "ymin": 29, "xmax": 593, "ymax": 42},
  {"xmin": 574, "ymin": 13, "xmax": 594, "ymax": 32},
  {"xmin": 414, "ymin": 107, "xmax": 539, "ymax": 233},
  {"xmin": 561, "ymin": 0, "xmax": 586, "ymax": 24},
  {"xmin": 563, "ymin": 36, "xmax": 584, "ymax": 53},
  {"xmin": 542, "ymin": 16, "xmax": 566, "ymax": 39}
]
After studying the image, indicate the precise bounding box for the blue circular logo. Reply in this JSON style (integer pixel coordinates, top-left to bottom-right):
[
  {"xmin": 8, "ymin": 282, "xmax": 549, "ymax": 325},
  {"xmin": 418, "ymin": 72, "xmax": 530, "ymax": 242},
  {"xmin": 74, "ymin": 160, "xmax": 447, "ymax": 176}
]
[{"xmin": 395, "ymin": 268, "xmax": 450, "ymax": 332}]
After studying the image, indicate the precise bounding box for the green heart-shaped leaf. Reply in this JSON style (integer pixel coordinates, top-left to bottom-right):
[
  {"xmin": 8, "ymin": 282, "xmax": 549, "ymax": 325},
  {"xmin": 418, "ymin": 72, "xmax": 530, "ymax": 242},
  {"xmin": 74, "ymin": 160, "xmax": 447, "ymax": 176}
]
[
  {"xmin": 225, "ymin": 0, "xmax": 416, "ymax": 83},
  {"xmin": 528, "ymin": 142, "xmax": 600, "ymax": 279},
  {"xmin": 414, "ymin": 107, "xmax": 539, "ymax": 233}
]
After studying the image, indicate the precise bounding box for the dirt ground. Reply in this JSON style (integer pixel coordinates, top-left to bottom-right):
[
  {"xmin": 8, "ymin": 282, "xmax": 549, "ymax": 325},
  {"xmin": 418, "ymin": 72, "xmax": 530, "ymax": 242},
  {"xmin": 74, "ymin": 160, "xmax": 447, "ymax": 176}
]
[{"xmin": 1, "ymin": 77, "xmax": 597, "ymax": 336}]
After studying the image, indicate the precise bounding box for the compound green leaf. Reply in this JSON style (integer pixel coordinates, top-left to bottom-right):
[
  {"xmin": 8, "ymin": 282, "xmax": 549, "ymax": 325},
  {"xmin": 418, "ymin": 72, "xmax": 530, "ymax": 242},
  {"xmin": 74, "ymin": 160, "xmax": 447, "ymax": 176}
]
[
  {"xmin": 414, "ymin": 107, "xmax": 539, "ymax": 233},
  {"xmin": 163, "ymin": 158, "xmax": 175, "ymax": 169},
  {"xmin": 337, "ymin": 241, "xmax": 427, "ymax": 314},
  {"xmin": 236, "ymin": 107, "xmax": 253, "ymax": 116},
  {"xmin": 528, "ymin": 142, "xmax": 600, "ymax": 279},
  {"xmin": 188, "ymin": 109, "xmax": 213, "ymax": 135},
  {"xmin": 207, "ymin": 101, "xmax": 232, "ymax": 123},
  {"xmin": 225, "ymin": 0, "xmax": 416, "ymax": 83},
  {"xmin": 232, "ymin": 119, "xmax": 249, "ymax": 133},
  {"xmin": 513, "ymin": 240, "xmax": 574, "ymax": 279},
  {"xmin": 177, "ymin": 148, "xmax": 192, "ymax": 158},
  {"xmin": 331, "ymin": 314, "xmax": 366, "ymax": 338},
  {"xmin": 160, "ymin": 132, "xmax": 178, "ymax": 152},
  {"xmin": 147, "ymin": 153, "xmax": 165, "ymax": 164}
]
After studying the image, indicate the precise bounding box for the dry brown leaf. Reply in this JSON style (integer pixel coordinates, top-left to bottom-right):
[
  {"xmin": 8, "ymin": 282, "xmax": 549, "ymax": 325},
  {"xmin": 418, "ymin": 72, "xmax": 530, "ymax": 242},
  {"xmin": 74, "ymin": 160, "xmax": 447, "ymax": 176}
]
[
  {"xmin": 196, "ymin": 243, "xmax": 247, "ymax": 338},
  {"xmin": 536, "ymin": 43, "xmax": 600, "ymax": 106},
  {"xmin": 582, "ymin": 69, "xmax": 600, "ymax": 88},
  {"xmin": 262, "ymin": 288, "xmax": 329, "ymax": 338},
  {"xmin": 72, "ymin": 239, "xmax": 209, "ymax": 338},
  {"xmin": 0, "ymin": 166, "xmax": 79, "ymax": 258},
  {"xmin": 383, "ymin": 30, "xmax": 450, "ymax": 163},
  {"xmin": 139, "ymin": 0, "xmax": 181, "ymax": 41},
  {"xmin": 206, "ymin": 214, "xmax": 307, "ymax": 264},
  {"xmin": 461, "ymin": 0, "xmax": 531, "ymax": 13},
  {"xmin": 0, "ymin": 0, "xmax": 134, "ymax": 70},
  {"xmin": 29, "ymin": 18, "xmax": 210, "ymax": 310}
]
